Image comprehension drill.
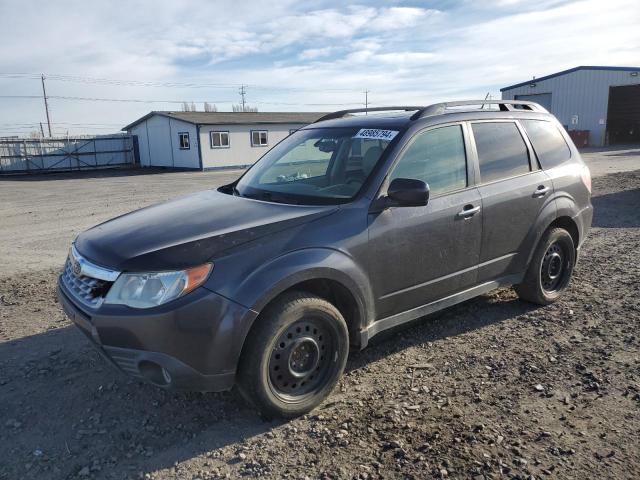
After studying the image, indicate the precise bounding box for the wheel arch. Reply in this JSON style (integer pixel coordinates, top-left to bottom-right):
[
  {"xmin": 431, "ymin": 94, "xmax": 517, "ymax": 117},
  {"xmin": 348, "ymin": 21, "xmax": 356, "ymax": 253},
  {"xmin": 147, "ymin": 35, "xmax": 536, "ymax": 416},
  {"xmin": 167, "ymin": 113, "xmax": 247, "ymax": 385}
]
[
  {"xmin": 525, "ymin": 213, "xmax": 580, "ymax": 269},
  {"xmin": 266, "ymin": 278, "xmax": 362, "ymax": 346},
  {"xmin": 547, "ymin": 216, "xmax": 580, "ymax": 248},
  {"xmin": 233, "ymin": 248, "xmax": 374, "ymax": 353}
]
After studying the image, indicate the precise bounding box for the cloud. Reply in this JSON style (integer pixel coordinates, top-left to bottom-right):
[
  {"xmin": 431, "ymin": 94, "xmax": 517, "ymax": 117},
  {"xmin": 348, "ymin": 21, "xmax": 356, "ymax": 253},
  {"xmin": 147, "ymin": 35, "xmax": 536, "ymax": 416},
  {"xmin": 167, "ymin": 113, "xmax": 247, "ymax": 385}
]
[
  {"xmin": 0, "ymin": 0, "xmax": 638, "ymax": 134},
  {"xmin": 298, "ymin": 47, "xmax": 335, "ymax": 61}
]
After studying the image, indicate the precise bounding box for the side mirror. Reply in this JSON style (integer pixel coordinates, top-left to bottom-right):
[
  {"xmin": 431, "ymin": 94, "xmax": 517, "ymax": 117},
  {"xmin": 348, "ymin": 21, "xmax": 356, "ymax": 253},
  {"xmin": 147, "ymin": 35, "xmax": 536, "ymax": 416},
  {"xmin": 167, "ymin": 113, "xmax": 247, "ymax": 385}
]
[{"xmin": 387, "ymin": 178, "xmax": 430, "ymax": 207}]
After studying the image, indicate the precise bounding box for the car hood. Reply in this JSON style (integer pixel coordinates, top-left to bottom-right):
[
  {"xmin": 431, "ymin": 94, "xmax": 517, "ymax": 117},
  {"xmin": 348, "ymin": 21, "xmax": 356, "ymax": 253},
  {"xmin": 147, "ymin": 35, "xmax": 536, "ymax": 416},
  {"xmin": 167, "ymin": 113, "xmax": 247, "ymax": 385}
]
[{"xmin": 75, "ymin": 189, "xmax": 337, "ymax": 271}]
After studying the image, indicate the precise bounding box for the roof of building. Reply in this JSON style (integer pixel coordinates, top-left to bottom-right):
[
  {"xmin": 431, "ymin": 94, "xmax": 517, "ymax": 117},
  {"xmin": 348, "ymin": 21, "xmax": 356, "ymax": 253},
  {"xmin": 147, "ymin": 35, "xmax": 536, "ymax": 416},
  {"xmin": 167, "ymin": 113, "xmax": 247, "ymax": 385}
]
[
  {"xmin": 500, "ymin": 65, "xmax": 640, "ymax": 92},
  {"xmin": 122, "ymin": 111, "xmax": 326, "ymax": 131}
]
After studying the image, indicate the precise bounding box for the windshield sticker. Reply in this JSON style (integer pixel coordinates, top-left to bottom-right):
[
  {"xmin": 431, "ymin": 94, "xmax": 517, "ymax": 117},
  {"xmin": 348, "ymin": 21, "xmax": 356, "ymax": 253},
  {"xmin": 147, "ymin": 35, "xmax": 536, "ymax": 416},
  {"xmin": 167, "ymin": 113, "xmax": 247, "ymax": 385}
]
[{"xmin": 353, "ymin": 129, "xmax": 399, "ymax": 141}]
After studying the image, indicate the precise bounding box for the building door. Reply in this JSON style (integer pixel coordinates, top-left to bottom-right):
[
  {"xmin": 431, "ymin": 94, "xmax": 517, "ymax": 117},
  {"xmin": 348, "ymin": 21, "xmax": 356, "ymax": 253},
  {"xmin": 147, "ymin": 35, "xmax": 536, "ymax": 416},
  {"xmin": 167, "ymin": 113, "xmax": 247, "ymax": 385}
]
[
  {"xmin": 515, "ymin": 93, "xmax": 553, "ymax": 112},
  {"xmin": 132, "ymin": 135, "xmax": 140, "ymax": 165},
  {"xmin": 607, "ymin": 84, "xmax": 640, "ymax": 145}
]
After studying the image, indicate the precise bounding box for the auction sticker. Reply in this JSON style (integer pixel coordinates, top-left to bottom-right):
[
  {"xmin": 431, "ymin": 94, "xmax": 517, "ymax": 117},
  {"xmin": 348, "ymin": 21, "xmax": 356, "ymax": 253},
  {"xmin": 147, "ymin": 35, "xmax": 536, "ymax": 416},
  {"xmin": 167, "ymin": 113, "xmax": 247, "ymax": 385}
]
[{"xmin": 353, "ymin": 129, "xmax": 399, "ymax": 141}]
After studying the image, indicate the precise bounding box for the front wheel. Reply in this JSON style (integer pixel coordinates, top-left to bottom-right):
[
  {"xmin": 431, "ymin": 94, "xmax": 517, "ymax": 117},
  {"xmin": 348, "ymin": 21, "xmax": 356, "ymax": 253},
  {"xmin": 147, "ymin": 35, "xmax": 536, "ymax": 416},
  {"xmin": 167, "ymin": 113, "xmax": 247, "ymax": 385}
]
[
  {"xmin": 237, "ymin": 291, "xmax": 349, "ymax": 418},
  {"xmin": 515, "ymin": 227, "xmax": 576, "ymax": 305}
]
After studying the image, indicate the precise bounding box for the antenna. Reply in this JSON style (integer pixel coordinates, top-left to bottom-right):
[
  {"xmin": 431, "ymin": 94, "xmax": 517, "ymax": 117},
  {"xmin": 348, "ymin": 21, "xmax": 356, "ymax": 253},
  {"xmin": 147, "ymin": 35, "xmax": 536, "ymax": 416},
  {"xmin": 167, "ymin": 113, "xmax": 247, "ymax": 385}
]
[
  {"xmin": 364, "ymin": 89, "xmax": 370, "ymax": 115},
  {"xmin": 481, "ymin": 92, "xmax": 491, "ymax": 109}
]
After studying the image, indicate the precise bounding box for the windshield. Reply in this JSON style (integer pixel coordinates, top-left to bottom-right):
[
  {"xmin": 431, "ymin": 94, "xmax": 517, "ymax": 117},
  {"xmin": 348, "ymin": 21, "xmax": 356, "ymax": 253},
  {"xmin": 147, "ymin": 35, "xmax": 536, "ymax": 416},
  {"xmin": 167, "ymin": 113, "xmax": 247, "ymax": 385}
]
[{"xmin": 233, "ymin": 127, "xmax": 397, "ymax": 204}]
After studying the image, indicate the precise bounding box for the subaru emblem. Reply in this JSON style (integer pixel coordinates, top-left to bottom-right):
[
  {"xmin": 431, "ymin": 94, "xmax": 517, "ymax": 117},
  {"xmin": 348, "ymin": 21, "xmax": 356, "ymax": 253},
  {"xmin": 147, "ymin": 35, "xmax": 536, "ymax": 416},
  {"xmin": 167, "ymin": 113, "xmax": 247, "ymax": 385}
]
[{"xmin": 71, "ymin": 256, "xmax": 82, "ymax": 276}]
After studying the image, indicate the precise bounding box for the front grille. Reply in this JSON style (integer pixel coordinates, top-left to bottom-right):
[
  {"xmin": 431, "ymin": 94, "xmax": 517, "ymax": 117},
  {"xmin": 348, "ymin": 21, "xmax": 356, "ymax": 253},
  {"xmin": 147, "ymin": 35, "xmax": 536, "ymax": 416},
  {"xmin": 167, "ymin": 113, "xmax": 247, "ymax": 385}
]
[{"xmin": 61, "ymin": 257, "xmax": 111, "ymax": 308}]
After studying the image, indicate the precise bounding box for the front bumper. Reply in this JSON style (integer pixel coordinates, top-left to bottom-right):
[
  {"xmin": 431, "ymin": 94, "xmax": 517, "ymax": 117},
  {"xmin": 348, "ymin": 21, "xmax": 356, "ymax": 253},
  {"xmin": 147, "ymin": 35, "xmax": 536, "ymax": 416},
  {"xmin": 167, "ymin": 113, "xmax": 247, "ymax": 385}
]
[{"xmin": 58, "ymin": 278, "xmax": 257, "ymax": 392}]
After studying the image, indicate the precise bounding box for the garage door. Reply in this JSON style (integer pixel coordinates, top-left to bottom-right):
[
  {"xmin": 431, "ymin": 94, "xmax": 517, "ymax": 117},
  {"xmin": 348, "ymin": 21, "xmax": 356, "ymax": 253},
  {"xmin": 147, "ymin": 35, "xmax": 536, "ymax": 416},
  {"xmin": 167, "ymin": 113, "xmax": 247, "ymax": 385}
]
[
  {"xmin": 514, "ymin": 93, "xmax": 552, "ymax": 112},
  {"xmin": 607, "ymin": 84, "xmax": 640, "ymax": 145}
]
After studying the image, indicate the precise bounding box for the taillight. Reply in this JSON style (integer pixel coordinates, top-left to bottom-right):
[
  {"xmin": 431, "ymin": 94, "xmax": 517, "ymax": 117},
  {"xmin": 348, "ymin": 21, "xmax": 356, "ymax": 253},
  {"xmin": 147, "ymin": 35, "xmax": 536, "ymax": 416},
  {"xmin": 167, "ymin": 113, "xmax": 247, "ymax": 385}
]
[{"xmin": 580, "ymin": 165, "xmax": 591, "ymax": 194}]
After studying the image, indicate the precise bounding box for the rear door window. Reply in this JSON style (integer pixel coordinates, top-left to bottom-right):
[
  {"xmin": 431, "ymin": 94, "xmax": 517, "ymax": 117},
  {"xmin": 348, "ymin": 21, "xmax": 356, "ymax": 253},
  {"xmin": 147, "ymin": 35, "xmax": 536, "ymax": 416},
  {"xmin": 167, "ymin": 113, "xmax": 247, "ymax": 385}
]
[
  {"xmin": 520, "ymin": 119, "xmax": 571, "ymax": 169},
  {"xmin": 472, "ymin": 122, "xmax": 531, "ymax": 183}
]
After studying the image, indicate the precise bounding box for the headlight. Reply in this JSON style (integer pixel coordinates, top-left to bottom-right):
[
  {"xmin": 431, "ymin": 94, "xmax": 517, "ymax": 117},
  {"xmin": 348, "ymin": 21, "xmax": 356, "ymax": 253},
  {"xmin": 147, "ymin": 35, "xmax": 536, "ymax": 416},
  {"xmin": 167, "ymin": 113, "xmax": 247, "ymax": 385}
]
[{"xmin": 104, "ymin": 263, "xmax": 213, "ymax": 309}]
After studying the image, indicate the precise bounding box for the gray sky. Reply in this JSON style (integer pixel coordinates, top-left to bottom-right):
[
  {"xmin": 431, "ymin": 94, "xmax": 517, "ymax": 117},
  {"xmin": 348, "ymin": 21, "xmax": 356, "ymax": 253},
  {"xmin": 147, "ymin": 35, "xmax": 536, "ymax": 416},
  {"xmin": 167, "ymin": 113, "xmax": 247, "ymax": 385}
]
[{"xmin": 0, "ymin": 0, "xmax": 638, "ymax": 136}]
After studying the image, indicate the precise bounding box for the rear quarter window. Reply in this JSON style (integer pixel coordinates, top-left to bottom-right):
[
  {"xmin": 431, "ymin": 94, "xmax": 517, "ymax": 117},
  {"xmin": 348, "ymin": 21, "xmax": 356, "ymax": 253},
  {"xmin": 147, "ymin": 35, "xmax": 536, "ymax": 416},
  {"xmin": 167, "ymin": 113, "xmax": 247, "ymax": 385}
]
[{"xmin": 521, "ymin": 119, "xmax": 571, "ymax": 169}]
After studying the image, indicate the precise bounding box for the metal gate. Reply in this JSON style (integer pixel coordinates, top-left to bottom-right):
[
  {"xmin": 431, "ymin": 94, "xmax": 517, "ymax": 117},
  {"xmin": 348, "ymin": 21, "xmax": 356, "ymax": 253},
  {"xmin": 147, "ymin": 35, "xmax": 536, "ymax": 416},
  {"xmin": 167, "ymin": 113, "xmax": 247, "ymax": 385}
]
[{"xmin": 0, "ymin": 135, "xmax": 135, "ymax": 174}]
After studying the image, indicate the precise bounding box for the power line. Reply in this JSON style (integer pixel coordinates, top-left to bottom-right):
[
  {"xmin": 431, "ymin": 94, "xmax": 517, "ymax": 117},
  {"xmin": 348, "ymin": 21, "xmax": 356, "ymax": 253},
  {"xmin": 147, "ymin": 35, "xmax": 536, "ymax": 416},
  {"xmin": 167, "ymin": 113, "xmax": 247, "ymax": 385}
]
[
  {"xmin": 0, "ymin": 125, "xmax": 119, "ymax": 130},
  {"xmin": 0, "ymin": 72, "xmax": 363, "ymax": 93},
  {"xmin": 0, "ymin": 95, "xmax": 237, "ymax": 104},
  {"xmin": 0, "ymin": 122, "xmax": 123, "ymax": 126},
  {"xmin": 0, "ymin": 94, "xmax": 364, "ymax": 107},
  {"xmin": 0, "ymin": 95, "xmax": 50, "ymax": 99}
]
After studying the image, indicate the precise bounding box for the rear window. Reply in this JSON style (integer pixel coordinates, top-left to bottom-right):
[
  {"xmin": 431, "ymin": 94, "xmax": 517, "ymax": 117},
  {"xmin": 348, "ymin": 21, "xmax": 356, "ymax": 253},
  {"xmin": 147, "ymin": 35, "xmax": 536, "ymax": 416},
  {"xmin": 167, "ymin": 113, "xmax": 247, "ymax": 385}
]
[
  {"xmin": 472, "ymin": 122, "xmax": 531, "ymax": 183},
  {"xmin": 521, "ymin": 119, "xmax": 571, "ymax": 169}
]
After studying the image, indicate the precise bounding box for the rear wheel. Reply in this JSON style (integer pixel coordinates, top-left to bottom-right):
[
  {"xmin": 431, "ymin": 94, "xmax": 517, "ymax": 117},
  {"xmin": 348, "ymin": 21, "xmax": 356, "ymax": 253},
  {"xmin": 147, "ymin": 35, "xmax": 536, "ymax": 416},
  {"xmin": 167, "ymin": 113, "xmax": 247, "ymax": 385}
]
[
  {"xmin": 237, "ymin": 291, "xmax": 349, "ymax": 418},
  {"xmin": 515, "ymin": 227, "xmax": 575, "ymax": 305}
]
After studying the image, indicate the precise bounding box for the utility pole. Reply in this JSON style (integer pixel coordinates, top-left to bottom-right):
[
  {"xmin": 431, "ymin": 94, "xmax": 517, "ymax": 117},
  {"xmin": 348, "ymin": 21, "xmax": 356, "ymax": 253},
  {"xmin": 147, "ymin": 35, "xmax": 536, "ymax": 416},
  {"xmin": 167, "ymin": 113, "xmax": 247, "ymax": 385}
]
[
  {"xmin": 239, "ymin": 84, "xmax": 247, "ymax": 112},
  {"xmin": 39, "ymin": 122, "xmax": 45, "ymax": 137},
  {"xmin": 41, "ymin": 74, "xmax": 52, "ymax": 137},
  {"xmin": 364, "ymin": 89, "xmax": 370, "ymax": 114}
]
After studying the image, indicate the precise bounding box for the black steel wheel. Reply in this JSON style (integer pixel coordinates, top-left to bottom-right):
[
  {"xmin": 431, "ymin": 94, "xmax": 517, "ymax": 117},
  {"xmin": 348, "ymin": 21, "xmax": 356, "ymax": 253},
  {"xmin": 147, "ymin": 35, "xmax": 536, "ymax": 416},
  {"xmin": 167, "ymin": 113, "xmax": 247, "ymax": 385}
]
[
  {"xmin": 268, "ymin": 317, "xmax": 336, "ymax": 402},
  {"xmin": 540, "ymin": 241, "xmax": 568, "ymax": 292},
  {"xmin": 516, "ymin": 227, "xmax": 576, "ymax": 305},
  {"xmin": 237, "ymin": 291, "xmax": 349, "ymax": 418}
]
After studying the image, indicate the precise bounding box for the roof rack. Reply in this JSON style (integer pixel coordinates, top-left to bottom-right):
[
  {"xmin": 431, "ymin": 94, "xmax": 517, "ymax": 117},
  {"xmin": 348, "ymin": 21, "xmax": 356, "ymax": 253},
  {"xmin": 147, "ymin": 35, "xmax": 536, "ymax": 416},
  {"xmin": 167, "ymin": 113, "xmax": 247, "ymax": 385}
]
[
  {"xmin": 313, "ymin": 100, "xmax": 548, "ymax": 124},
  {"xmin": 314, "ymin": 106, "xmax": 424, "ymax": 123},
  {"xmin": 410, "ymin": 99, "xmax": 547, "ymax": 120}
]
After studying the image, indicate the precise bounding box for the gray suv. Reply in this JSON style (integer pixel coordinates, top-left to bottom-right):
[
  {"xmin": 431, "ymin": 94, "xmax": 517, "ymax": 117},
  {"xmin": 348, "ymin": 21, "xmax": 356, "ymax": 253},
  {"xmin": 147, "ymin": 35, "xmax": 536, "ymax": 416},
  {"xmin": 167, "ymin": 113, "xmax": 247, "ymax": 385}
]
[{"xmin": 58, "ymin": 100, "xmax": 593, "ymax": 417}]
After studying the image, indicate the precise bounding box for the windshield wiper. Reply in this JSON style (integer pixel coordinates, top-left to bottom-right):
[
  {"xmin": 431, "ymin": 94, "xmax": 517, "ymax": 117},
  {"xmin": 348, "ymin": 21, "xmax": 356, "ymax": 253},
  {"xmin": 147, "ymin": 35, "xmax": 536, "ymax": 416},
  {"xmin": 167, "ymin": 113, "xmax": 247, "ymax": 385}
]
[{"xmin": 244, "ymin": 190, "xmax": 305, "ymax": 205}]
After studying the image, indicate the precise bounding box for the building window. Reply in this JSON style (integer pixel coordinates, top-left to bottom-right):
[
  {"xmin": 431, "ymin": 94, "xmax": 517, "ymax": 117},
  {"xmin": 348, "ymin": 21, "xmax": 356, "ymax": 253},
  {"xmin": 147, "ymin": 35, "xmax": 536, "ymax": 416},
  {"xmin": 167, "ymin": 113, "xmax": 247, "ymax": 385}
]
[
  {"xmin": 251, "ymin": 130, "xmax": 268, "ymax": 147},
  {"xmin": 178, "ymin": 132, "xmax": 190, "ymax": 150},
  {"xmin": 210, "ymin": 131, "xmax": 230, "ymax": 149}
]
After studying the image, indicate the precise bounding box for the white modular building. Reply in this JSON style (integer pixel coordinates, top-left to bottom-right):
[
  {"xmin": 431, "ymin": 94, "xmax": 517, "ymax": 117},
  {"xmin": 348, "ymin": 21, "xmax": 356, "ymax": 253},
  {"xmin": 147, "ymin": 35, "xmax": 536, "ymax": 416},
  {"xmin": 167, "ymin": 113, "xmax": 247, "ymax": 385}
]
[{"xmin": 123, "ymin": 111, "xmax": 324, "ymax": 170}]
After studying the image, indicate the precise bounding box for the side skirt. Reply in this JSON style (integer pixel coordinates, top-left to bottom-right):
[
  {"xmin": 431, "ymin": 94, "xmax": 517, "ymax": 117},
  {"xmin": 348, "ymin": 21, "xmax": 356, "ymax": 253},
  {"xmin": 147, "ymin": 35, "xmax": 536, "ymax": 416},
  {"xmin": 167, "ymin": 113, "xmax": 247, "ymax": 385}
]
[{"xmin": 359, "ymin": 273, "xmax": 523, "ymax": 348}]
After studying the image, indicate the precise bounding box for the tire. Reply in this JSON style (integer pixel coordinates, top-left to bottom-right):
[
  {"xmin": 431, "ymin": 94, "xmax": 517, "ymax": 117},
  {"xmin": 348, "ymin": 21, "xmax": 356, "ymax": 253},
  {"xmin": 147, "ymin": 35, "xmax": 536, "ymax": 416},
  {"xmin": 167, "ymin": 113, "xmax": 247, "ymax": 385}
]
[
  {"xmin": 236, "ymin": 291, "xmax": 349, "ymax": 418},
  {"xmin": 515, "ymin": 227, "xmax": 576, "ymax": 305}
]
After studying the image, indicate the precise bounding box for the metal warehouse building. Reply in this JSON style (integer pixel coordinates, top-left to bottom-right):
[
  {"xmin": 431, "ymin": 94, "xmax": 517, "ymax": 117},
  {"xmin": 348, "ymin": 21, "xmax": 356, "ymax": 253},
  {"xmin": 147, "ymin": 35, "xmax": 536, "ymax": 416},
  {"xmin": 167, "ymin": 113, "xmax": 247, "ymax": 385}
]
[
  {"xmin": 123, "ymin": 111, "xmax": 323, "ymax": 170},
  {"xmin": 501, "ymin": 66, "xmax": 640, "ymax": 146}
]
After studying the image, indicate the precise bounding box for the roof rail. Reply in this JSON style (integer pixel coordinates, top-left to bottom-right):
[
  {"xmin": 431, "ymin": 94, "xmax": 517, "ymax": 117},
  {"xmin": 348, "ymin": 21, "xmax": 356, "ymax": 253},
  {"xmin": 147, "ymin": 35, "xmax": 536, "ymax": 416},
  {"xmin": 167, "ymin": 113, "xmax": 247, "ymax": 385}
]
[
  {"xmin": 314, "ymin": 106, "xmax": 424, "ymax": 123},
  {"xmin": 410, "ymin": 99, "xmax": 547, "ymax": 120}
]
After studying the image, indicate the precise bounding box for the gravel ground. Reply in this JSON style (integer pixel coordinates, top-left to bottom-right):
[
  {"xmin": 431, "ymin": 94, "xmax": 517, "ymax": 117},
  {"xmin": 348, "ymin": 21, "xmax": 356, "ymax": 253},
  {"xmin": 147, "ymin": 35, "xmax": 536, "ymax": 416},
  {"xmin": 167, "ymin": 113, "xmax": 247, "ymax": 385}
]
[{"xmin": 0, "ymin": 151, "xmax": 639, "ymax": 479}]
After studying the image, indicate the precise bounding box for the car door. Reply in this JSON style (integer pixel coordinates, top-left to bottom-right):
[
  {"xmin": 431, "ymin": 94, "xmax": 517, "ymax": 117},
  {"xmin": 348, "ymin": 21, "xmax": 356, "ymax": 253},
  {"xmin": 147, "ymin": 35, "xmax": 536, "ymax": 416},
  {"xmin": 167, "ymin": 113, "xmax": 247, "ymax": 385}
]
[
  {"xmin": 470, "ymin": 120, "xmax": 554, "ymax": 282},
  {"xmin": 367, "ymin": 123, "xmax": 483, "ymax": 320}
]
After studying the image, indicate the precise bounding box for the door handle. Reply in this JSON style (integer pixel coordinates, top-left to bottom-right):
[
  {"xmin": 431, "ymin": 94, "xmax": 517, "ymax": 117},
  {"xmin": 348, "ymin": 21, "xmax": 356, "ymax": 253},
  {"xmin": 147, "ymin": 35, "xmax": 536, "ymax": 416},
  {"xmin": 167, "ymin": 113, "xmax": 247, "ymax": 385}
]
[
  {"xmin": 457, "ymin": 205, "xmax": 481, "ymax": 219},
  {"xmin": 532, "ymin": 185, "xmax": 550, "ymax": 198}
]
